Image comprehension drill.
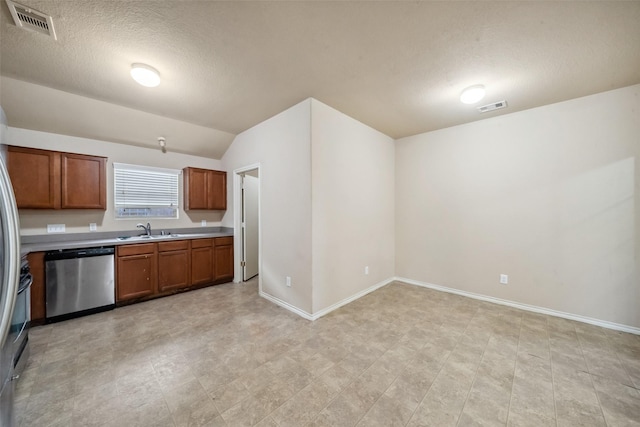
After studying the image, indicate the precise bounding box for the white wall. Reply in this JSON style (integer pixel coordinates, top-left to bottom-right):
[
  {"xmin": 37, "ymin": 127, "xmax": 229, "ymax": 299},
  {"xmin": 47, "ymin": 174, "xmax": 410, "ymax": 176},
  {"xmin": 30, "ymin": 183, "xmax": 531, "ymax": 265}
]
[
  {"xmin": 396, "ymin": 84, "xmax": 640, "ymax": 328},
  {"xmin": 1, "ymin": 77, "xmax": 235, "ymax": 159},
  {"xmin": 221, "ymin": 99, "xmax": 313, "ymax": 314},
  {"xmin": 8, "ymin": 128, "xmax": 224, "ymax": 235},
  {"xmin": 311, "ymin": 100, "xmax": 395, "ymax": 313}
]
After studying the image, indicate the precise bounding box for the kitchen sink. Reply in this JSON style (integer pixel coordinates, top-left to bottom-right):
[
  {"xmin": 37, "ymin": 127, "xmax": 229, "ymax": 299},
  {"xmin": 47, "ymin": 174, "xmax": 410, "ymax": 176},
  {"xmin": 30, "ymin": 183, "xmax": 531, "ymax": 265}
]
[
  {"xmin": 115, "ymin": 233, "xmax": 214, "ymax": 242},
  {"xmin": 117, "ymin": 235, "xmax": 156, "ymax": 241}
]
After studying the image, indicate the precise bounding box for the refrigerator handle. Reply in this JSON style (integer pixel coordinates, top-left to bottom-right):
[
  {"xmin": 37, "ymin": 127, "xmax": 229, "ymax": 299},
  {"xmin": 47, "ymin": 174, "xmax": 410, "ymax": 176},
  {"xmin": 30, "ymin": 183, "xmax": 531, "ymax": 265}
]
[{"xmin": 0, "ymin": 156, "xmax": 20, "ymax": 349}]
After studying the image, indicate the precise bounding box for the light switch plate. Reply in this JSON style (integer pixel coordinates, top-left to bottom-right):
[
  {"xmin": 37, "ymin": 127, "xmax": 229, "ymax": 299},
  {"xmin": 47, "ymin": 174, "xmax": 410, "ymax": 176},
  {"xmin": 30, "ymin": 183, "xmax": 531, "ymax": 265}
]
[
  {"xmin": 201, "ymin": 220, "xmax": 207, "ymax": 227},
  {"xmin": 89, "ymin": 223, "xmax": 97, "ymax": 232},
  {"xmin": 47, "ymin": 224, "xmax": 66, "ymax": 233}
]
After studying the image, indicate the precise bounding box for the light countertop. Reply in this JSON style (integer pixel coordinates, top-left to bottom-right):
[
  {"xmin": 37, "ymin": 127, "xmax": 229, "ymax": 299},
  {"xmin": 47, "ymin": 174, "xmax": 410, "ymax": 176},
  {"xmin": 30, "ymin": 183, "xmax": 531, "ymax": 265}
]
[{"xmin": 21, "ymin": 227, "xmax": 233, "ymax": 254}]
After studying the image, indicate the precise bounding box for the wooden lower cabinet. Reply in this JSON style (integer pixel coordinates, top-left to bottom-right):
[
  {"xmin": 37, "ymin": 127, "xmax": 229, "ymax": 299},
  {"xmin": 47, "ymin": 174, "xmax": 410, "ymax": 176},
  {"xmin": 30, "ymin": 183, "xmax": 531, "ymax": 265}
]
[
  {"xmin": 213, "ymin": 237, "xmax": 234, "ymax": 282},
  {"xmin": 27, "ymin": 236, "xmax": 234, "ymax": 316},
  {"xmin": 158, "ymin": 240, "xmax": 190, "ymax": 292},
  {"xmin": 116, "ymin": 243, "xmax": 157, "ymax": 302},
  {"xmin": 191, "ymin": 239, "xmax": 214, "ymax": 285},
  {"xmin": 116, "ymin": 237, "xmax": 233, "ymax": 304},
  {"xmin": 27, "ymin": 251, "xmax": 46, "ymax": 324}
]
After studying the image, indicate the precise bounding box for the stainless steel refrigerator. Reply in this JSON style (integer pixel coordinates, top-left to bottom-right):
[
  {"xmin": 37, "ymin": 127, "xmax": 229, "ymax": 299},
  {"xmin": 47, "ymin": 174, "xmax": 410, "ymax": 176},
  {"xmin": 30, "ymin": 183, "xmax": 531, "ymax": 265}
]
[{"xmin": 0, "ymin": 106, "xmax": 21, "ymax": 427}]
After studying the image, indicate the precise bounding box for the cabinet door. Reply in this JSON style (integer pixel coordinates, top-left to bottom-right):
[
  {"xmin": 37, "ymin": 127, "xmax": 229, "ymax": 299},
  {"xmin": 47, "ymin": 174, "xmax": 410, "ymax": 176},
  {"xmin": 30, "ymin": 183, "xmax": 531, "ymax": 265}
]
[
  {"xmin": 7, "ymin": 146, "xmax": 60, "ymax": 209},
  {"xmin": 61, "ymin": 153, "xmax": 107, "ymax": 209},
  {"xmin": 184, "ymin": 167, "xmax": 208, "ymax": 210},
  {"xmin": 191, "ymin": 244, "xmax": 213, "ymax": 285},
  {"xmin": 158, "ymin": 250, "xmax": 190, "ymax": 292},
  {"xmin": 213, "ymin": 239, "xmax": 234, "ymax": 282},
  {"xmin": 117, "ymin": 254, "xmax": 156, "ymax": 301},
  {"xmin": 207, "ymin": 170, "xmax": 227, "ymax": 210}
]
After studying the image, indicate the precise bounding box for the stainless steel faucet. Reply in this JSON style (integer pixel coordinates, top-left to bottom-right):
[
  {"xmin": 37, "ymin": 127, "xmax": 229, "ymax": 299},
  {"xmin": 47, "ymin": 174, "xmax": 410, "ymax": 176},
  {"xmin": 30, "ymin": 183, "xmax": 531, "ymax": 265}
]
[{"xmin": 136, "ymin": 222, "xmax": 151, "ymax": 236}]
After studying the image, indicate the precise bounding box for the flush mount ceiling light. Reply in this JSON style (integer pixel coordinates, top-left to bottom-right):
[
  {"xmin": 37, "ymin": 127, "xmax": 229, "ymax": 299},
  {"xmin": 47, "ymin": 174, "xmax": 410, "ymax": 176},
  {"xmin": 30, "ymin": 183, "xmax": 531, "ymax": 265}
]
[
  {"xmin": 460, "ymin": 85, "xmax": 486, "ymax": 104},
  {"xmin": 130, "ymin": 63, "xmax": 160, "ymax": 87}
]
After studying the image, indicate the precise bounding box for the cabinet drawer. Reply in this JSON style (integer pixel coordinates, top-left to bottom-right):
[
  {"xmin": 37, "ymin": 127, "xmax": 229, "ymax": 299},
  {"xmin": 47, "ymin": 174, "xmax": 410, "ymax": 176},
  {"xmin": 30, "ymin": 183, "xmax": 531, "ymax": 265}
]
[
  {"xmin": 191, "ymin": 238, "xmax": 213, "ymax": 249},
  {"xmin": 214, "ymin": 236, "xmax": 233, "ymax": 246},
  {"xmin": 117, "ymin": 243, "xmax": 155, "ymax": 256},
  {"xmin": 158, "ymin": 240, "xmax": 189, "ymax": 252}
]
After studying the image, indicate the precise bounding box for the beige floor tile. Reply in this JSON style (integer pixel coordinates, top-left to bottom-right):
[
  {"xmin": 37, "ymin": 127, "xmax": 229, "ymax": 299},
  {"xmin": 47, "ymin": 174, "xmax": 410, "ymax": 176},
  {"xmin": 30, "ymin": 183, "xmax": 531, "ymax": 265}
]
[
  {"xmin": 221, "ymin": 395, "xmax": 269, "ymax": 427},
  {"xmin": 591, "ymin": 375, "xmax": 640, "ymax": 427},
  {"xmin": 210, "ymin": 378, "xmax": 251, "ymax": 414},
  {"xmin": 171, "ymin": 395, "xmax": 226, "ymax": 427},
  {"xmin": 357, "ymin": 394, "xmax": 413, "ymax": 426},
  {"xmin": 15, "ymin": 277, "xmax": 640, "ymax": 427},
  {"xmin": 311, "ymin": 394, "xmax": 368, "ymax": 427},
  {"xmin": 270, "ymin": 380, "xmax": 336, "ymax": 427}
]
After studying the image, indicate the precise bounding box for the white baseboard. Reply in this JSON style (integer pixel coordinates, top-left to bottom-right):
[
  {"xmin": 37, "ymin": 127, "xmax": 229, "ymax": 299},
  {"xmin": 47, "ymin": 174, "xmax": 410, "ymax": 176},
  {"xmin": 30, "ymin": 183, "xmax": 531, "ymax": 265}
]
[
  {"xmin": 259, "ymin": 277, "xmax": 395, "ymax": 321},
  {"xmin": 310, "ymin": 277, "xmax": 394, "ymax": 320},
  {"xmin": 259, "ymin": 291, "xmax": 314, "ymax": 320},
  {"xmin": 394, "ymin": 277, "xmax": 640, "ymax": 336}
]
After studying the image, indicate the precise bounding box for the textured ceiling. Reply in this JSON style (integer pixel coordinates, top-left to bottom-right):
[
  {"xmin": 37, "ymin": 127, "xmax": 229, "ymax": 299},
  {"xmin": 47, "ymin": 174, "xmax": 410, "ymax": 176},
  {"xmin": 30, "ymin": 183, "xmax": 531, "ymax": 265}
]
[{"xmin": 1, "ymin": 1, "xmax": 640, "ymax": 158}]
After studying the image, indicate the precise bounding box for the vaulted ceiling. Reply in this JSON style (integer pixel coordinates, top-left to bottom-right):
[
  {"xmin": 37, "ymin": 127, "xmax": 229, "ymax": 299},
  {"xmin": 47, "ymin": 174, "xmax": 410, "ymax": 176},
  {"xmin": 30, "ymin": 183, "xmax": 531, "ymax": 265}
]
[{"xmin": 1, "ymin": 1, "xmax": 639, "ymax": 158}]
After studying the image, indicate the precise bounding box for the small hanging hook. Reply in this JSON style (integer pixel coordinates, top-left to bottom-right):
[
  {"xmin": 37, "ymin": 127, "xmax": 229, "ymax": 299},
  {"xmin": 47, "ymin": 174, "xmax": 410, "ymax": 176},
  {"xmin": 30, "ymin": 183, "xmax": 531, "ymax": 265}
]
[{"xmin": 158, "ymin": 137, "xmax": 166, "ymax": 153}]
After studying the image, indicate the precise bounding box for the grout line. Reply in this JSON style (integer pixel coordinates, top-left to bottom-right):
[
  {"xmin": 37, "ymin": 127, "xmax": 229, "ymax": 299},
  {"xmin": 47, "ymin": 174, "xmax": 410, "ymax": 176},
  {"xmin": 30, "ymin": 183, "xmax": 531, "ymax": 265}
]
[
  {"xmin": 505, "ymin": 310, "xmax": 524, "ymax": 426},
  {"xmin": 577, "ymin": 327, "xmax": 615, "ymax": 426},
  {"xmin": 405, "ymin": 313, "xmax": 475, "ymax": 426},
  {"xmin": 455, "ymin": 310, "xmax": 491, "ymax": 427},
  {"xmin": 603, "ymin": 329, "xmax": 640, "ymax": 391},
  {"xmin": 545, "ymin": 316, "xmax": 559, "ymax": 427},
  {"xmin": 354, "ymin": 319, "xmax": 443, "ymax": 426}
]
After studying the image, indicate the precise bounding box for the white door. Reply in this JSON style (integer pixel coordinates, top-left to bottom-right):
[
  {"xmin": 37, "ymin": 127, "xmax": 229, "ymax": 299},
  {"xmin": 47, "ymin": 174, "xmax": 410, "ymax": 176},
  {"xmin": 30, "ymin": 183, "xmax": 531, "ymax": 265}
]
[{"xmin": 242, "ymin": 174, "xmax": 259, "ymax": 281}]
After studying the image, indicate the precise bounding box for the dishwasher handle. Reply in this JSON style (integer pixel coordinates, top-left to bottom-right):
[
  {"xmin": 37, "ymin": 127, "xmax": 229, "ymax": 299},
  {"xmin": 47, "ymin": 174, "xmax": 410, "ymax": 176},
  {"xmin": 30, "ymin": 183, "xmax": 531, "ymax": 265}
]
[{"xmin": 44, "ymin": 247, "xmax": 115, "ymax": 261}]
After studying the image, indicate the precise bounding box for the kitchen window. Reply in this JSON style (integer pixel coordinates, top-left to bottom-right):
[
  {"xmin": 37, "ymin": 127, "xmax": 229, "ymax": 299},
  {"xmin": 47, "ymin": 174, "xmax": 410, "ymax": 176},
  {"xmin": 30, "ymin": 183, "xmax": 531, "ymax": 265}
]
[{"xmin": 114, "ymin": 163, "xmax": 180, "ymax": 219}]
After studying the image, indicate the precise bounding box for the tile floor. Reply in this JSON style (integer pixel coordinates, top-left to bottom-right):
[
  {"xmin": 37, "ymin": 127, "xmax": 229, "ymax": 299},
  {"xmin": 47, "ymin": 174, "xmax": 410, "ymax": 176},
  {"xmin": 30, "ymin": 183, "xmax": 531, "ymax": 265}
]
[{"xmin": 15, "ymin": 278, "xmax": 640, "ymax": 426}]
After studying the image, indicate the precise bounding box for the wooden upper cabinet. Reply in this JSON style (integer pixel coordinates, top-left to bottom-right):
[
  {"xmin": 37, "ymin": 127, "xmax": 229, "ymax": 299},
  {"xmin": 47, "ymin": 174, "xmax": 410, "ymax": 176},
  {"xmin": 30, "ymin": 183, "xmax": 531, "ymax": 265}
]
[
  {"xmin": 61, "ymin": 153, "xmax": 107, "ymax": 209},
  {"xmin": 207, "ymin": 170, "xmax": 227, "ymax": 210},
  {"xmin": 184, "ymin": 167, "xmax": 208, "ymax": 210},
  {"xmin": 7, "ymin": 146, "xmax": 60, "ymax": 209},
  {"xmin": 7, "ymin": 146, "xmax": 107, "ymax": 210},
  {"xmin": 183, "ymin": 167, "xmax": 226, "ymax": 210}
]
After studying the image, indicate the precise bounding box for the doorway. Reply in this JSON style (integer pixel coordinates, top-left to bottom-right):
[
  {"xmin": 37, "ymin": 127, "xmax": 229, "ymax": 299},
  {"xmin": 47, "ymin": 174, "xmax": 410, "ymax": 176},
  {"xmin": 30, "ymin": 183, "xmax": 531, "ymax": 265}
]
[
  {"xmin": 233, "ymin": 164, "xmax": 260, "ymax": 285},
  {"xmin": 241, "ymin": 171, "xmax": 259, "ymax": 281}
]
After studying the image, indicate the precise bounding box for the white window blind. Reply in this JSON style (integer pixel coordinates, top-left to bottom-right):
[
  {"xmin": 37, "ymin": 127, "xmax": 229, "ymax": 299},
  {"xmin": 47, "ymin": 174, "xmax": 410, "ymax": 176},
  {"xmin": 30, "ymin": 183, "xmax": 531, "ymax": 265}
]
[{"xmin": 114, "ymin": 163, "xmax": 180, "ymax": 219}]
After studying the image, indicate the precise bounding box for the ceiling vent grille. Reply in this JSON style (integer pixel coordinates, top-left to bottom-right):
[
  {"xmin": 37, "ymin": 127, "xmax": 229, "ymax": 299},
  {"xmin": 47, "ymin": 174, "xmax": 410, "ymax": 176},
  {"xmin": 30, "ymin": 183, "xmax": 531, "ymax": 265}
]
[
  {"xmin": 6, "ymin": 0, "xmax": 56, "ymax": 39},
  {"xmin": 477, "ymin": 100, "xmax": 507, "ymax": 113}
]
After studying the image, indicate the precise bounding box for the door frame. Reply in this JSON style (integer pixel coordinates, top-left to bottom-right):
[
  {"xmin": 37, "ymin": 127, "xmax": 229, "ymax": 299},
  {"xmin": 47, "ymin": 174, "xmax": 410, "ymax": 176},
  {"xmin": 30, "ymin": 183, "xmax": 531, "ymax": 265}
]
[{"xmin": 232, "ymin": 163, "xmax": 261, "ymax": 291}]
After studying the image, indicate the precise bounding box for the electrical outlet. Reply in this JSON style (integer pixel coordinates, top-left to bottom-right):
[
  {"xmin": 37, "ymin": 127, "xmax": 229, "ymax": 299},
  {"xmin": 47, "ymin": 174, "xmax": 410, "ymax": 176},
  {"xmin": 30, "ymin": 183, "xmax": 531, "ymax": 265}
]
[
  {"xmin": 201, "ymin": 220, "xmax": 207, "ymax": 227},
  {"xmin": 286, "ymin": 276, "xmax": 292, "ymax": 287},
  {"xmin": 89, "ymin": 223, "xmax": 97, "ymax": 232},
  {"xmin": 364, "ymin": 266, "xmax": 369, "ymax": 275},
  {"xmin": 500, "ymin": 274, "xmax": 508, "ymax": 285},
  {"xmin": 47, "ymin": 224, "xmax": 65, "ymax": 233}
]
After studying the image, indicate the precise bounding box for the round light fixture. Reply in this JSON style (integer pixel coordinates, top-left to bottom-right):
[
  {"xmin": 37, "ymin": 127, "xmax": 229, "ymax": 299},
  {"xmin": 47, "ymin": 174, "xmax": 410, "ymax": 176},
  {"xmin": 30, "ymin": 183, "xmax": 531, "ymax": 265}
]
[
  {"xmin": 130, "ymin": 63, "xmax": 161, "ymax": 87},
  {"xmin": 460, "ymin": 85, "xmax": 486, "ymax": 104}
]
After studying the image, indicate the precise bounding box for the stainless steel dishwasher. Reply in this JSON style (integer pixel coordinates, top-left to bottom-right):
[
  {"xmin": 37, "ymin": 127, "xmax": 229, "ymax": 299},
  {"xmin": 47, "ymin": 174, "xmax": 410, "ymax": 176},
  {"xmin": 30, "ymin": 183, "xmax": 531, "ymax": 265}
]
[{"xmin": 44, "ymin": 247, "xmax": 115, "ymax": 321}]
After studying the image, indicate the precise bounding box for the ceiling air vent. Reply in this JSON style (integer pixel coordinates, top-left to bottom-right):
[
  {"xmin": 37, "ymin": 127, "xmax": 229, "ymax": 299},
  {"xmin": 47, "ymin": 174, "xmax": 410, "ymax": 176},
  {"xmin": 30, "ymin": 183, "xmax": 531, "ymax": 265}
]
[
  {"xmin": 477, "ymin": 100, "xmax": 507, "ymax": 113},
  {"xmin": 6, "ymin": 0, "xmax": 56, "ymax": 39}
]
